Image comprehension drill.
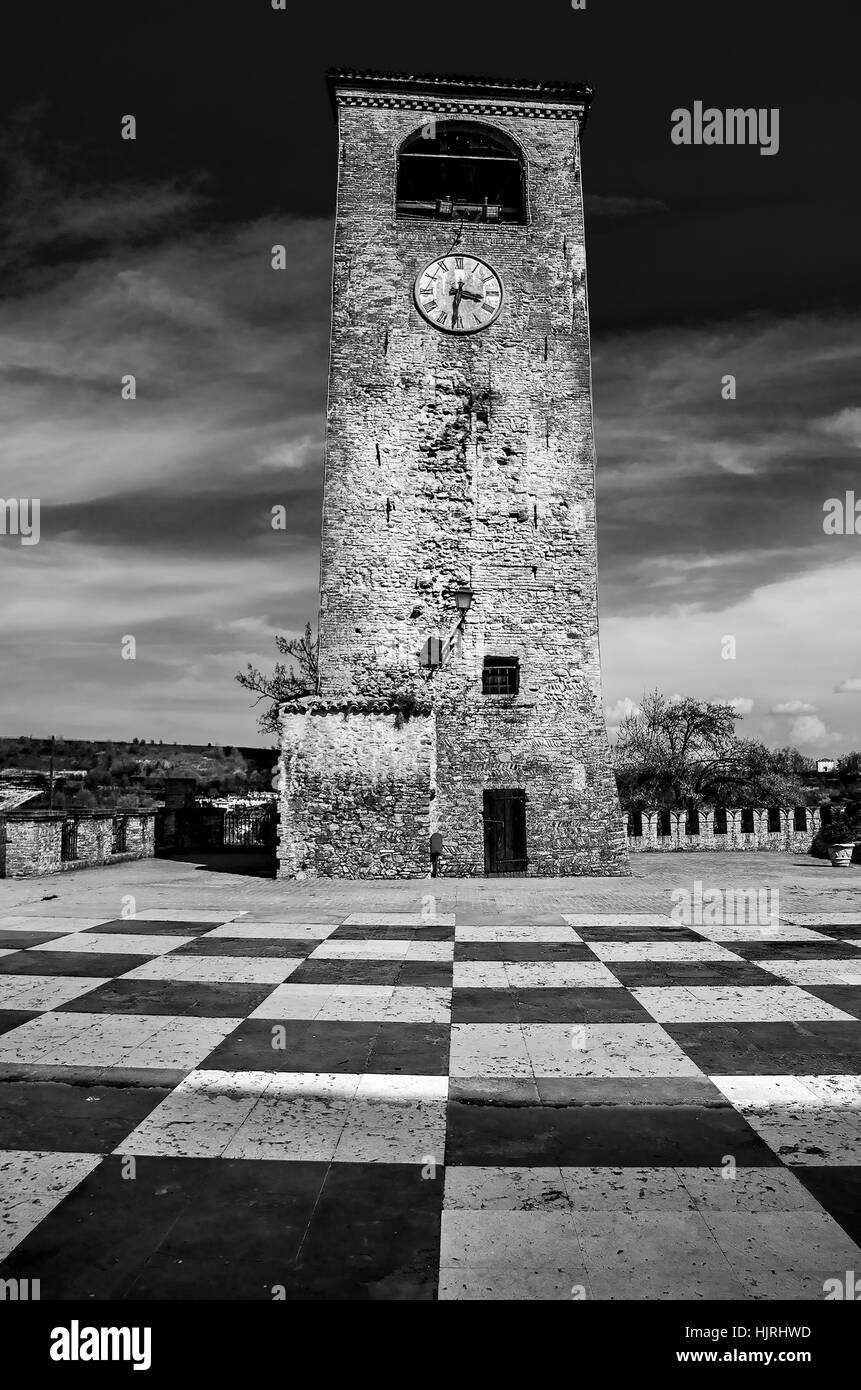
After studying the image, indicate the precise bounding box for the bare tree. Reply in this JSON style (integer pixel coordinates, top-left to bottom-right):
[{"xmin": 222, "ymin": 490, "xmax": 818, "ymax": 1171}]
[{"xmin": 235, "ymin": 624, "xmax": 319, "ymax": 736}]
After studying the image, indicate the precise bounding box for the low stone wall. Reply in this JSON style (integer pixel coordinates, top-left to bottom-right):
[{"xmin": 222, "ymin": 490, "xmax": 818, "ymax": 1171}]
[
  {"xmin": 625, "ymin": 807, "xmax": 821, "ymax": 853},
  {"xmin": 277, "ymin": 696, "xmax": 436, "ymax": 879},
  {"xmin": 0, "ymin": 810, "xmax": 156, "ymax": 878}
]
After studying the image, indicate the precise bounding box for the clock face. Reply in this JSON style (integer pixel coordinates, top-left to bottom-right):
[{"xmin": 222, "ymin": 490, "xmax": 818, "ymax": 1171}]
[{"xmin": 415, "ymin": 254, "xmax": 504, "ymax": 334}]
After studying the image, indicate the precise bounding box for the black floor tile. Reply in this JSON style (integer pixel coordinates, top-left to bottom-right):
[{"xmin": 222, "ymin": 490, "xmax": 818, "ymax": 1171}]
[
  {"xmin": 367, "ymin": 1022, "xmax": 450, "ymax": 1075},
  {"xmin": 56, "ymin": 978, "xmax": 276, "ymax": 1018},
  {"xmin": 288, "ymin": 960, "xmax": 401, "ymax": 986},
  {"xmin": 728, "ymin": 941, "xmax": 861, "ymax": 960},
  {"xmin": 87, "ymin": 920, "xmax": 222, "ymax": 935},
  {"xmin": 665, "ymin": 1021, "xmax": 861, "ymax": 1074},
  {"xmin": 0, "ymin": 951, "xmax": 152, "ymax": 979},
  {"xmin": 607, "ymin": 962, "xmax": 778, "ymax": 988},
  {"xmin": 331, "ymin": 924, "xmax": 454, "ymax": 941},
  {"xmin": 0, "ymin": 1079, "xmax": 170, "ymax": 1152},
  {"xmin": 805, "ymin": 986, "xmax": 861, "ymax": 1020},
  {"xmin": 0, "ymin": 931, "xmax": 69, "ymax": 949},
  {"xmin": 454, "ymin": 942, "xmax": 596, "ymax": 961},
  {"xmin": 514, "ymin": 987, "xmax": 655, "ymax": 1023},
  {"xmin": 293, "ymin": 1162, "xmax": 443, "ymax": 1300},
  {"xmin": 444, "ymin": 1098, "xmax": 781, "ymax": 1167},
  {"xmin": 198, "ymin": 1018, "xmax": 376, "ymax": 1072},
  {"xmin": 789, "ymin": 925, "xmax": 861, "ymax": 939},
  {"xmin": 574, "ymin": 924, "xmax": 702, "ymax": 942},
  {"xmin": 0, "ymin": 1010, "xmax": 39, "ymax": 1036},
  {"xmin": 171, "ymin": 937, "xmax": 321, "ymax": 959},
  {"xmin": 451, "ymin": 989, "xmax": 519, "ymax": 1023},
  {"xmin": 397, "ymin": 961, "xmax": 453, "ymax": 987},
  {"xmin": 452, "ymin": 943, "xmax": 505, "ymax": 962},
  {"xmin": 0, "ymin": 1155, "xmax": 327, "ymax": 1300},
  {"xmin": 790, "ymin": 1166, "xmax": 861, "ymax": 1247}
]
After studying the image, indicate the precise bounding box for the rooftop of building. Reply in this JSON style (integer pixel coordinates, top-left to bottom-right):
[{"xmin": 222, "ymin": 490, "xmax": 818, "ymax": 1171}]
[{"xmin": 326, "ymin": 68, "xmax": 593, "ymax": 119}]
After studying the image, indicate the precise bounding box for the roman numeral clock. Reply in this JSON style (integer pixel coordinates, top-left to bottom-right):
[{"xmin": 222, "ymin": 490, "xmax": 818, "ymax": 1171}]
[
  {"xmin": 415, "ymin": 255, "xmax": 504, "ymax": 333},
  {"xmin": 276, "ymin": 69, "xmax": 630, "ymax": 882}
]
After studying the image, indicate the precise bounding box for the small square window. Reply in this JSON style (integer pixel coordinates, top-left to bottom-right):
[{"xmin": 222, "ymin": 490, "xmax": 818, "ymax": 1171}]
[
  {"xmin": 419, "ymin": 635, "xmax": 443, "ymax": 668},
  {"xmin": 482, "ymin": 657, "xmax": 519, "ymax": 696}
]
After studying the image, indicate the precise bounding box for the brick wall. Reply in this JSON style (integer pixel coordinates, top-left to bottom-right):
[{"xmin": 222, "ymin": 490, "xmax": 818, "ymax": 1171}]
[
  {"xmin": 0, "ymin": 811, "xmax": 156, "ymax": 878},
  {"xmin": 626, "ymin": 807, "xmax": 822, "ymax": 854},
  {"xmin": 277, "ymin": 697, "xmax": 436, "ymax": 879},
  {"xmin": 278, "ymin": 72, "xmax": 629, "ymax": 879}
]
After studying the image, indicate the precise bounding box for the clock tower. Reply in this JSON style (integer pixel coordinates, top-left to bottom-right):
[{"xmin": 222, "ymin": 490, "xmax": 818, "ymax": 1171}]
[{"xmin": 277, "ymin": 69, "xmax": 630, "ymax": 878}]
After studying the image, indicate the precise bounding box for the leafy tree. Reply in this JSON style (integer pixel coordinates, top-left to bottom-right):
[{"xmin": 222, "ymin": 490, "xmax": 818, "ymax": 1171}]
[
  {"xmin": 614, "ymin": 691, "xmax": 739, "ymax": 810},
  {"xmin": 614, "ymin": 691, "xmax": 806, "ymax": 810},
  {"xmin": 235, "ymin": 623, "xmax": 319, "ymax": 736}
]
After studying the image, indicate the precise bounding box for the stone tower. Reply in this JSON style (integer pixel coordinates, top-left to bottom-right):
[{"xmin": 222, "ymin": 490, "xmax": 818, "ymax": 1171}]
[{"xmin": 277, "ymin": 69, "xmax": 629, "ymax": 878}]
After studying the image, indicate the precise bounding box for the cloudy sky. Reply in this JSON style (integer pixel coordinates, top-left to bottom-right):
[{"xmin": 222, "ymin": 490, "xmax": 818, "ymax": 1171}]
[{"xmin": 2, "ymin": 0, "xmax": 859, "ymax": 751}]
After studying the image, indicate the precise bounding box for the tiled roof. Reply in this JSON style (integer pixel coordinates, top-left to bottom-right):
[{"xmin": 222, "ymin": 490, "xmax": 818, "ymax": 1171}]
[{"xmin": 279, "ymin": 694, "xmax": 433, "ymax": 717}]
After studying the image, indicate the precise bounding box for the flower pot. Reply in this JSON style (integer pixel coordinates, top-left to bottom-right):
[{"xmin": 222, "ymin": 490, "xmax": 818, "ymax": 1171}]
[{"xmin": 828, "ymin": 842, "xmax": 856, "ymax": 868}]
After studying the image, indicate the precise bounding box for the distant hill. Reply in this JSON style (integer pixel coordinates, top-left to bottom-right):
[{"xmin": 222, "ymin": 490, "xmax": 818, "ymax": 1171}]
[{"xmin": 0, "ymin": 736, "xmax": 278, "ymax": 811}]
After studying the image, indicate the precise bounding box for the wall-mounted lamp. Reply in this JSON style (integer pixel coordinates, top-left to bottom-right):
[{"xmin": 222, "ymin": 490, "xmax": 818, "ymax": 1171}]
[{"xmin": 453, "ymin": 586, "xmax": 474, "ymax": 612}]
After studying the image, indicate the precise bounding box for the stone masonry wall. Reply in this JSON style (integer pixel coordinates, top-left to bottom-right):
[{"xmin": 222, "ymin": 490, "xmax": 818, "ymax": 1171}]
[
  {"xmin": 626, "ymin": 808, "xmax": 821, "ymax": 854},
  {"xmin": 278, "ymin": 699, "xmax": 436, "ymax": 879},
  {"xmin": 308, "ymin": 75, "xmax": 629, "ymax": 877},
  {"xmin": 0, "ymin": 812, "xmax": 156, "ymax": 878}
]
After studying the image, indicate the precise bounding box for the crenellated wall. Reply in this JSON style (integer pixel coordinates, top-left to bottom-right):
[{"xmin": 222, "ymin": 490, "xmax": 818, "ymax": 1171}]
[{"xmin": 624, "ymin": 807, "xmax": 821, "ymax": 853}]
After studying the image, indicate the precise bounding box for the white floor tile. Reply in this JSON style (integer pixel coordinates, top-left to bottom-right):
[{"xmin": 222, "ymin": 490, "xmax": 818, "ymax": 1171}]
[
  {"xmin": 0, "ymin": 1149, "xmax": 102, "ymax": 1260},
  {"xmin": 574, "ymin": 1210, "xmax": 748, "ymax": 1300},
  {"xmin": 700, "ymin": 1211, "xmax": 861, "ymax": 1296},
  {"xmin": 30, "ymin": 933, "xmax": 194, "ymax": 956},
  {"xmin": 118, "ymin": 1070, "xmax": 273, "ymax": 1157},
  {"xmin": 0, "ymin": 1011, "xmax": 242, "ymax": 1069},
  {"xmin": 632, "ymin": 985, "xmax": 855, "ymax": 1023},
  {"xmin": 450, "ymin": 1024, "xmax": 534, "ymax": 1078},
  {"xmin": 120, "ymin": 955, "xmax": 302, "ymax": 984},
  {"xmin": 590, "ymin": 941, "xmax": 743, "ymax": 962},
  {"xmin": 691, "ymin": 924, "xmax": 834, "ymax": 943},
  {"xmin": 0, "ymin": 975, "xmax": 107, "ymax": 1013},
  {"xmin": 752, "ymin": 958, "xmax": 861, "ymax": 985},
  {"xmin": 504, "ymin": 961, "xmax": 620, "ymax": 987},
  {"xmin": 310, "ymin": 940, "xmax": 453, "ymax": 961},
  {"xmin": 455, "ymin": 924, "xmax": 582, "ymax": 943},
  {"xmin": 523, "ymin": 1023, "xmax": 704, "ymax": 1078}
]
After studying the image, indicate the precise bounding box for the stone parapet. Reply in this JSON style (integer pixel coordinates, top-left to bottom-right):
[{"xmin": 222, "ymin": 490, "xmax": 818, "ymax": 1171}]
[
  {"xmin": 0, "ymin": 810, "xmax": 156, "ymax": 878},
  {"xmin": 625, "ymin": 807, "xmax": 822, "ymax": 854}
]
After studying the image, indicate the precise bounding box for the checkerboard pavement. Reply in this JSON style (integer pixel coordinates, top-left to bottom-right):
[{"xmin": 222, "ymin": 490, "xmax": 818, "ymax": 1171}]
[{"xmin": 1, "ymin": 904, "xmax": 860, "ymax": 1299}]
